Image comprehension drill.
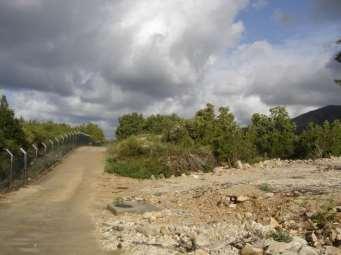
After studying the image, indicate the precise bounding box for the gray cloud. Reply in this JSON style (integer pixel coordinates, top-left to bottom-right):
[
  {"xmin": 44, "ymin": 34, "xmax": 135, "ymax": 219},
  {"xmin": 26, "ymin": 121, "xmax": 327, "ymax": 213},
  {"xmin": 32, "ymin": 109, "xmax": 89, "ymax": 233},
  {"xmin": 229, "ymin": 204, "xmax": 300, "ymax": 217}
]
[
  {"xmin": 1, "ymin": 0, "xmax": 340, "ymax": 137},
  {"xmin": 1, "ymin": 0, "xmax": 248, "ymax": 136}
]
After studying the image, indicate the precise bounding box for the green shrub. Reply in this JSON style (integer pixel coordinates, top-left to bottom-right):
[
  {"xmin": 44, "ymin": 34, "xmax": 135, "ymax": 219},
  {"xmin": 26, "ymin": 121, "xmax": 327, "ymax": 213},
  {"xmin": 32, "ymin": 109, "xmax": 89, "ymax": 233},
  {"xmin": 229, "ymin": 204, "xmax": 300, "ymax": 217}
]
[
  {"xmin": 259, "ymin": 183, "xmax": 272, "ymax": 192},
  {"xmin": 162, "ymin": 122, "xmax": 194, "ymax": 147},
  {"xmin": 296, "ymin": 120, "xmax": 341, "ymax": 159},
  {"xmin": 311, "ymin": 201, "xmax": 336, "ymax": 229},
  {"xmin": 106, "ymin": 135, "xmax": 216, "ymax": 179},
  {"xmin": 115, "ymin": 113, "xmax": 145, "ymax": 140},
  {"xmin": 111, "ymin": 104, "xmax": 341, "ymax": 178},
  {"xmin": 270, "ymin": 229, "xmax": 293, "ymax": 243},
  {"xmin": 106, "ymin": 157, "xmax": 171, "ymax": 179}
]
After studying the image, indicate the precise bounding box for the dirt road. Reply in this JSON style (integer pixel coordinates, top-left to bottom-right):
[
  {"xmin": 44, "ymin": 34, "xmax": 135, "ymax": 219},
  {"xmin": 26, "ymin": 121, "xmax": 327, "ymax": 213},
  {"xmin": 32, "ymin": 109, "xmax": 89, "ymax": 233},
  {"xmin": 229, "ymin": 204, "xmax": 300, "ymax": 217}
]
[{"xmin": 0, "ymin": 146, "xmax": 114, "ymax": 255}]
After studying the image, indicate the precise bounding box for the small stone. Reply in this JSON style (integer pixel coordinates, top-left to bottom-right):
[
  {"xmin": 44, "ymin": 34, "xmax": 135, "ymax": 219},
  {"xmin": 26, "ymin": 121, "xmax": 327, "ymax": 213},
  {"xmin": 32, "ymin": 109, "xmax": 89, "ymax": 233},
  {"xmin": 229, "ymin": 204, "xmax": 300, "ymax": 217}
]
[
  {"xmin": 112, "ymin": 225, "xmax": 124, "ymax": 231},
  {"xmin": 270, "ymin": 217, "xmax": 280, "ymax": 228},
  {"xmin": 195, "ymin": 234, "xmax": 210, "ymax": 247},
  {"xmin": 195, "ymin": 249, "xmax": 209, "ymax": 255},
  {"xmin": 229, "ymin": 204, "xmax": 237, "ymax": 209},
  {"xmin": 192, "ymin": 174, "xmax": 199, "ymax": 179},
  {"xmin": 150, "ymin": 175, "xmax": 156, "ymax": 180},
  {"xmin": 135, "ymin": 225, "xmax": 159, "ymax": 237},
  {"xmin": 160, "ymin": 226, "xmax": 168, "ymax": 235},
  {"xmin": 243, "ymin": 163, "xmax": 251, "ymax": 169},
  {"xmin": 237, "ymin": 196, "xmax": 250, "ymax": 203},
  {"xmin": 240, "ymin": 244, "xmax": 263, "ymax": 255},
  {"xmin": 245, "ymin": 212, "xmax": 253, "ymax": 219},
  {"xmin": 265, "ymin": 193, "xmax": 274, "ymax": 198}
]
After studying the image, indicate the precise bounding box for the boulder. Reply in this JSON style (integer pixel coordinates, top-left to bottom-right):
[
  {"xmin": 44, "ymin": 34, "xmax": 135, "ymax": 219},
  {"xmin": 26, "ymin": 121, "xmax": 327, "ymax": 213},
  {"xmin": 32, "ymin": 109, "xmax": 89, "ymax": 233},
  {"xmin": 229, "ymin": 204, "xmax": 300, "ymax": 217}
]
[
  {"xmin": 265, "ymin": 237, "xmax": 317, "ymax": 255},
  {"xmin": 325, "ymin": 246, "xmax": 341, "ymax": 255},
  {"xmin": 298, "ymin": 246, "xmax": 319, "ymax": 255}
]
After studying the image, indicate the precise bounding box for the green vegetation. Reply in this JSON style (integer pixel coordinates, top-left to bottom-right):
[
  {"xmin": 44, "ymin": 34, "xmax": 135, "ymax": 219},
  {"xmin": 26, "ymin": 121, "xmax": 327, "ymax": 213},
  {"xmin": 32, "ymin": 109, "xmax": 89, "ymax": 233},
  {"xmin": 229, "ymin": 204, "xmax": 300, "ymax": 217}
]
[
  {"xmin": 79, "ymin": 123, "xmax": 106, "ymax": 144},
  {"xmin": 295, "ymin": 121, "xmax": 341, "ymax": 158},
  {"xmin": 0, "ymin": 95, "xmax": 27, "ymax": 152},
  {"xmin": 311, "ymin": 201, "xmax": 336, "ymax": 229},
  {"xmin": 259, "ymin": 183, "xmax": 273, "ymax": 192},
  {"xmin": 107, "ymin": 103, "xmax": 341, "ymax": 179},
  {"xmin": 106, "ymin": 134, "xmax": 215, "ymax": 179},
  {"xmin": 270, "ymin": 229, "xmax": 293, "ymax": 243},
  {"xmin": 249, "ymin": 106, "xmax": 296, "ymax": 159}
]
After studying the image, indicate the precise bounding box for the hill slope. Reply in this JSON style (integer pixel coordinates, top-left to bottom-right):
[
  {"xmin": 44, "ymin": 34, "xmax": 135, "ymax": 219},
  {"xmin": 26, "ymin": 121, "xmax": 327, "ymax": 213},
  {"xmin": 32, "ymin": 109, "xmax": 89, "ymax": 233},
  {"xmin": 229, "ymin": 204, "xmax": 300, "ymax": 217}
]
[{"xmin": 293, "ymin": 105, "xmax": 341, "ymax": 132}]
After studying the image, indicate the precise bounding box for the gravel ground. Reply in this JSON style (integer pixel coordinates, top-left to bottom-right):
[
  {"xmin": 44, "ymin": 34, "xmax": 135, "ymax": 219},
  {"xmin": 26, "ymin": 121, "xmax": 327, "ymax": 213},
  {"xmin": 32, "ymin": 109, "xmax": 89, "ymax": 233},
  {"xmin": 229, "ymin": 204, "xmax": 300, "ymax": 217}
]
[{"xmin": 94, "ymin": 157, "xmax": 341, "ymax": 255}]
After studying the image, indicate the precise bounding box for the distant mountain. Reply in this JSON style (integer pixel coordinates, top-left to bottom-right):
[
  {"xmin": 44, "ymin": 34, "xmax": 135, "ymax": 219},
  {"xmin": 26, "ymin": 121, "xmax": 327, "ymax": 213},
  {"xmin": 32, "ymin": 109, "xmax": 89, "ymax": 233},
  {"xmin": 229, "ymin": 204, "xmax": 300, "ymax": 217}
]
[{"xmin": 292, "ymin": 105, "xmax": 341, "ymax": 132}]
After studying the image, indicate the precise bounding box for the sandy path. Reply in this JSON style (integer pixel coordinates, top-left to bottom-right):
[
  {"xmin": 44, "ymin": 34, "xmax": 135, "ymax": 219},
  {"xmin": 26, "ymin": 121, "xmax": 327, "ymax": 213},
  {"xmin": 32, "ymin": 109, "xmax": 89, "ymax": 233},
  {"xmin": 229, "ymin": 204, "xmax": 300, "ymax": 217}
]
[{"xmin": 0, "ymin": 146, "xmax": 115, "ymax": 255}]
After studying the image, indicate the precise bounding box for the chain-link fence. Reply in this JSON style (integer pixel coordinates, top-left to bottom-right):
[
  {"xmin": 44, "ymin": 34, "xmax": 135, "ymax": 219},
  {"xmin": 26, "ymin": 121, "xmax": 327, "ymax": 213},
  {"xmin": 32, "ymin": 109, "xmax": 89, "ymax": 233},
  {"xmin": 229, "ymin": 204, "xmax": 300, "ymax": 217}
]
[{"xmin": 0, "ymin": 132, "xmax": 92, "ymax": 191}]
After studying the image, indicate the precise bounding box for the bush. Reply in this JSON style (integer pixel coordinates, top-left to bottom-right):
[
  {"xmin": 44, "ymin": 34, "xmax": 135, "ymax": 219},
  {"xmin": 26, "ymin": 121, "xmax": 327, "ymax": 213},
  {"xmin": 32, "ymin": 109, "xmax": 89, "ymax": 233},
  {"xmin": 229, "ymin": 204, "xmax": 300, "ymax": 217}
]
[
  {"xmin": 115, "ymin": 113, "xmax": 145, "ymax": 140},
  {"xmin": 296, "ymin": 120, "xmax": 341, "ymax": 158},
  {"xmin": 162, "ymin": 122, "xmax": 194, "ymax": 147},
  {"xmin": 270, "ymin": 229, "xmax": 293, "ymax": 243},
  {"xmin": 110, "ymin": 104, "xmax": 341, "ymax": 179},
  {"xmin": 106, "ymin": 135, "xmax": 216, "ymax": 179}
]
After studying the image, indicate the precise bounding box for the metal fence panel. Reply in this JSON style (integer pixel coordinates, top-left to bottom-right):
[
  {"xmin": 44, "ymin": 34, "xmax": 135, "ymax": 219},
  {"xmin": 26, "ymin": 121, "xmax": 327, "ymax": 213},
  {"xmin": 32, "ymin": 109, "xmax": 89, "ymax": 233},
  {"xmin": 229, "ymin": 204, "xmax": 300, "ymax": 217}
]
[{"xmin": 0, "ymin": 133, "xmax": 92, "ymax": 191}]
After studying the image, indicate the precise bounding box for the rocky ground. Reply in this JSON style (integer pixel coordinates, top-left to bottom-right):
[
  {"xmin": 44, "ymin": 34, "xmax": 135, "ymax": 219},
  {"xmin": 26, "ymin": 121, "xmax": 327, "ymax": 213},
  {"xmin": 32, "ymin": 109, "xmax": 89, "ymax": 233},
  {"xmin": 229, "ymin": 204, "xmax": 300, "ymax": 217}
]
[{"xmin": 93, "ymin": 157, "xmax": 341, "ymax": 255}]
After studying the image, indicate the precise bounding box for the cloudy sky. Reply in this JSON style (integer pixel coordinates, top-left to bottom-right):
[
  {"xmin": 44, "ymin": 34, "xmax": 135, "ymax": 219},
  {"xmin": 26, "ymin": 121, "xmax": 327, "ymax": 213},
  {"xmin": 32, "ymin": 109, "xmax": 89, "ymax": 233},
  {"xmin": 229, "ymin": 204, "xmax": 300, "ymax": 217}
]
[{"xmin": 1, "ymin": 0, "xmax": 340, "ymax": 136}]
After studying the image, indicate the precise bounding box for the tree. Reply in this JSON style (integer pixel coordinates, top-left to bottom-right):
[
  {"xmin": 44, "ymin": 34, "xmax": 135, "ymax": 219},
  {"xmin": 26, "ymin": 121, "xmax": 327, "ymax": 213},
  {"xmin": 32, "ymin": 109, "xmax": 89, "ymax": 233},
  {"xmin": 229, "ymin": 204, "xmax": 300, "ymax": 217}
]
[
  {"xmin": 189, "ymin": 103, "xmax": 216, "ymax": 145},
  {"xmin": 212, "ymin": 107, "xmax": 257, "ymax": 165},
  {"xmin": 296, "ymin": 120, "xmax": 341, "ymax": 158},
  {"xmin": 143, "ymin": 114, "xmax": 181, "ymax": 135},
  {"xmin": 250, "ymin": 106, "xmax": 296, "ymax": 159},
  {"xmin": 115, "ymin": 113, "xmax": 145, "ymax": 140},
  {"xmin": 79, "ymin": 123, "xmax": 105, "ymax": 144},
  {"xmin": 23, "ymin": 121, "xmax": 74, "ymax": 144},
  {"xmin": 0, "ymin": 95, "xmax": 27, "ymax": 151}
]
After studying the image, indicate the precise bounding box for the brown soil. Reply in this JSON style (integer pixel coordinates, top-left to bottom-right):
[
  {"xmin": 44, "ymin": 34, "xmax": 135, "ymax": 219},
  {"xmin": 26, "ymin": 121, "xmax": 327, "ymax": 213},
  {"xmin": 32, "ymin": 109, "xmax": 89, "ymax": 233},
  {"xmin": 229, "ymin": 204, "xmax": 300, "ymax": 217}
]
[{"xmin": 0, "ymin": 146, "xmax": 117, "ymax": 255}]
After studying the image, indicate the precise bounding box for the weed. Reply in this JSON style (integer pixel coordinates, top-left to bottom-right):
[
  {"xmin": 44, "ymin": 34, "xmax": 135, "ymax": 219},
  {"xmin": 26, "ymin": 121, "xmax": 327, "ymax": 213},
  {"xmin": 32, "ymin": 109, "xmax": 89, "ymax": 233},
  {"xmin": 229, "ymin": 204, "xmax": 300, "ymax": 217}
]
[
  {"xmin": 270, "ymin": 229, "xmax": 293, "ymax": 243},
  {"xmin": 259, "ymin": 183, "xmax": 272, "ymax": 192}
]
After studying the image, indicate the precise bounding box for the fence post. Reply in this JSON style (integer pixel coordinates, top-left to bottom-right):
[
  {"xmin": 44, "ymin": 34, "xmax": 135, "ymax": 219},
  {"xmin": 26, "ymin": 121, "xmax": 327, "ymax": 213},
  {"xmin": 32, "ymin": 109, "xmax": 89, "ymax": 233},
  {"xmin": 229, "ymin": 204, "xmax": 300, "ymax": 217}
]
[
  {"xmin": 32, "ymin": 144, "xmax": 39, "ymax": 158},
  {"xmin": 72, "ymin": 132, "xmax": 76, "ymax": 145},
  {"xmin": 20, "ymin": 148, "xmax": 27, "ymax": 184},
  {"xmin": 42, "ymin": 143, "xmax": 47, "ymax": 154},
  {"xmin": 63, "ymin": 135, "xmax": 68, "ymax": 145},
  {"xmin": 59, "ymin": 135, "xmax": 64, "ymax": 145},
  {"xmin": 4, "ymin": 149, "xmax": 14, "ymax": 187},
  {"xmin": 49, "ymin": 139, "xmax": 54, "ymax": 150},
  {"xmin": 55, "ymin": 137, "xmax": 59, "ymax": 147}
]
